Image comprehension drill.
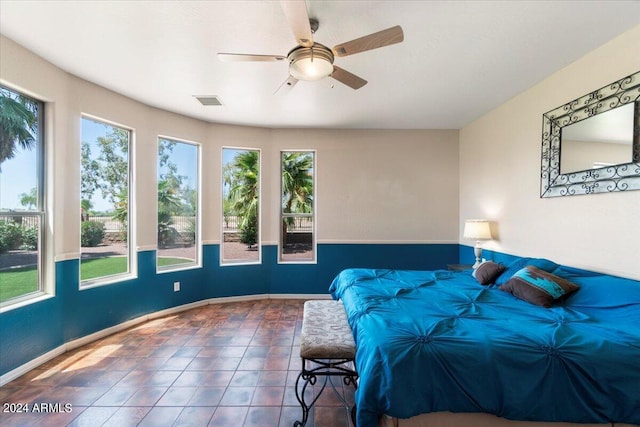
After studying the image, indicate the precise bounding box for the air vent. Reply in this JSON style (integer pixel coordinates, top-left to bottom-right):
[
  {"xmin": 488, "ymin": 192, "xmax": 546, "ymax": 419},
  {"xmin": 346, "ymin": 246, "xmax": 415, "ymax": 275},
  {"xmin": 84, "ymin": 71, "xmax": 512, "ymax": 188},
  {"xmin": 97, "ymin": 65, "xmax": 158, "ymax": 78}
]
[{"xmin": 194, "ymin": 95, "xmax": 223, "ymax": 106}]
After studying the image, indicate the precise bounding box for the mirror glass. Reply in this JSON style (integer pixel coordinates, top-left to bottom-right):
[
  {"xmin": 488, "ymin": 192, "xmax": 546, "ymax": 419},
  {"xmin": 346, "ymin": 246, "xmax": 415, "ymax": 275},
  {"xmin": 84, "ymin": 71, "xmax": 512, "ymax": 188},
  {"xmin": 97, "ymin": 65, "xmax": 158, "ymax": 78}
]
[{"xmin": 560, "ymin": 103, "xmax": 635, "ymax": 174}]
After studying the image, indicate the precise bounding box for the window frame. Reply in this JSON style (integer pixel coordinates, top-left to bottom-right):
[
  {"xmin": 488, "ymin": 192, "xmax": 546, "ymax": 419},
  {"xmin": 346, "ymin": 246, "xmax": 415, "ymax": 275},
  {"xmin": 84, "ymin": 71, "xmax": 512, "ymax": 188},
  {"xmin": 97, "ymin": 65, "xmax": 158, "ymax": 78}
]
[
  {"xmin": 278, "ymin": 149, "xmax": 316, "ymax": 264},
  {"xmin": 220, "ymin": 146, "xmax": 262, "ymax": 266},
  {"xmin": 79, "ymin": 114, "xmax": 136, "ymax": 289},
  {"xmin": 156, "ymin": 135, "xmax": 202, "ymax": 273},
  {"xmin": 0, "ymin": 84, "xmax": 48, "ymax": 311}
]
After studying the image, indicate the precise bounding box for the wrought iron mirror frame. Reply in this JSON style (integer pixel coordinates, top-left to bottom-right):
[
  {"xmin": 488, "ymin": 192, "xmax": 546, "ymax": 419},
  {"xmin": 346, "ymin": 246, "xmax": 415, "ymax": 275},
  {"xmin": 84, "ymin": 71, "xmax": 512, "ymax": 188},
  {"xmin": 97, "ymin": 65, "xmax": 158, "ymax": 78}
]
[{"xmin": 541, "ymin": 71, "xmax": 640, "ymax": 198}]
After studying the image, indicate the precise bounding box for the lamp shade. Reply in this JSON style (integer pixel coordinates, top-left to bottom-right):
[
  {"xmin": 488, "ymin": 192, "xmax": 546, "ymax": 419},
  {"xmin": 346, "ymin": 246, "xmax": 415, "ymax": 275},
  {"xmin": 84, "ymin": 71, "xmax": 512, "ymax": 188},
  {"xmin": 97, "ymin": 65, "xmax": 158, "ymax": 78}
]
[{"xmin": 463, "ymin": 219, "xmax": 492, "ymax": 240}]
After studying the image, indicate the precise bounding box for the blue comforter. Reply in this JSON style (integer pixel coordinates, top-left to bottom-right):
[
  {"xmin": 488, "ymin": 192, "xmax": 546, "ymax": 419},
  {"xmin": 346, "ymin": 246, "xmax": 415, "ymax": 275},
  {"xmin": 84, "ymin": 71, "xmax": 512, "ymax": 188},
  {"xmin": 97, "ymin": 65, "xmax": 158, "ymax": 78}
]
[{"xmin": 328, "ymin": 267, "xmax": 640, "ymax": 426}]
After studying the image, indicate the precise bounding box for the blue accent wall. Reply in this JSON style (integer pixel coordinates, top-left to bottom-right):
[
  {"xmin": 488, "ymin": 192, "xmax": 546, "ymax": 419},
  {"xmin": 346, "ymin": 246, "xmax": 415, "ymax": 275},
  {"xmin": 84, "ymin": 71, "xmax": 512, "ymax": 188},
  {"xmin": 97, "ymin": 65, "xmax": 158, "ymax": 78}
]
[
  {"xmin": 458, "ymin": 245, "xmax": 524, "ymax": 267},
  {"xmin": 0, "ymin": 292, "xmax": 63, "ymax": 379},
  {"xmin": 0, "ymin": 243, "xmax": 458, "ymax": 377},
  {"xmin": 271, "ymin": 243, "xmax": 459, "ymax": 294}
]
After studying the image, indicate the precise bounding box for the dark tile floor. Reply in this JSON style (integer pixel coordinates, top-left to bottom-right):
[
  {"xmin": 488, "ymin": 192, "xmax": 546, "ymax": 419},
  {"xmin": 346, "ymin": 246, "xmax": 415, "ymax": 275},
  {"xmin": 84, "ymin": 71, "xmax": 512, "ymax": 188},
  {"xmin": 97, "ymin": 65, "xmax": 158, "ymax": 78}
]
[{"xmin": 0, "ymin": 299, "xmax": 355, "ymax": 427}]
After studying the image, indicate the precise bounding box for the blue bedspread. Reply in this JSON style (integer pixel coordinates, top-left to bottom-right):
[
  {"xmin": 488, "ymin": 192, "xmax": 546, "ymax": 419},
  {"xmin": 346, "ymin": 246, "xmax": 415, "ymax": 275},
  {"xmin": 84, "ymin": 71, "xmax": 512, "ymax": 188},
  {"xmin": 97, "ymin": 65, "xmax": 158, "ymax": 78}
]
[{"xmin": 328, "ymin": 267, "xmax": 640, "ymax": 426}]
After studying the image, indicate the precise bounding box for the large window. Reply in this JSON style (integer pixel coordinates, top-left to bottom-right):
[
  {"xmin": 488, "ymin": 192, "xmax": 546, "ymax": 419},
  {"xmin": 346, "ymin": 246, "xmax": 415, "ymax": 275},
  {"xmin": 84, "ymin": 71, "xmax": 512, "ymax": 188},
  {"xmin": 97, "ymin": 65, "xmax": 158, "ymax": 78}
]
[
  {"xmin": 0, "ymin": 86, "xmax": 45, "ymax": 307},
  {"xmin": 280, "ymin": 151, "xmax": 315, "ymax": 263},
  {"xmin": 157, "ymin": 137, "xmax": 200, "ymax": 271},
  {"xmin": 221, "ymin": 147, "xmax": 261, "ymax": 264},
  {"xmin": 80, "ymin": 116, "xmax": 132, "ymax": 286}
]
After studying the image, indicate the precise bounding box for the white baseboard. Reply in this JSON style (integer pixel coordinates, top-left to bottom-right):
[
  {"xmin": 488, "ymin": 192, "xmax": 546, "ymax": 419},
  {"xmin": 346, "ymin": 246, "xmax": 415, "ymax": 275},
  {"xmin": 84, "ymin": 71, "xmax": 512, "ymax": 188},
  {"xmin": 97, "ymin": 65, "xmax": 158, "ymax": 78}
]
[
  {"xmin": 270, "ymin": 293, "xmax": 331, "ymax": 300},
  {"xmin": 0, "ymin": 293, "xmax": 330, "ymax": 386},
  {"xmin": 0, "ymin": 346, "xmax": 68, "ymax": 387}
]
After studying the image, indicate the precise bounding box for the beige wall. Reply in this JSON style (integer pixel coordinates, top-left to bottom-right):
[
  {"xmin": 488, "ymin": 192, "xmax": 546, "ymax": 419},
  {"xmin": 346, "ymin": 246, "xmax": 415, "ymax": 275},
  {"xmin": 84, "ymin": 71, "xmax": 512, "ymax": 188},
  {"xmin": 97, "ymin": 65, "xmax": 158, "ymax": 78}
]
[
  {"xmin": 0, "ymin": 35, "xmax": 460, "ymax": 266},
  {"xmin": 459, "ymin": 24, "xmax": 640, "ymax": 280},
  {"xmin": 270, "ymin": 129, "xmax": 460, "ymax": 244}
]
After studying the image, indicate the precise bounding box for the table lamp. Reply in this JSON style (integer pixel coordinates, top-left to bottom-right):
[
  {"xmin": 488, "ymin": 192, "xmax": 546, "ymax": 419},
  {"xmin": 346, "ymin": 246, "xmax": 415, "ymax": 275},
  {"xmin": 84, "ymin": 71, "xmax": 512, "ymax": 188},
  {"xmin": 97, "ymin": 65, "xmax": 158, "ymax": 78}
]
[{"xmin": 463, "ymin": 219, "xmax": 492, "ymax": 268}]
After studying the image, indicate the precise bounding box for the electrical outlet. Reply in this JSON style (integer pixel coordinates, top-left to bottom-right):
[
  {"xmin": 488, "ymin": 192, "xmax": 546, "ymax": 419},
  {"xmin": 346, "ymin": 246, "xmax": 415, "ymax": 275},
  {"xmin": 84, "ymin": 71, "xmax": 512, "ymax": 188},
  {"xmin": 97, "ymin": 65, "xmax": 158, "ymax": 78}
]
[{"xmin": 173, "ymin": 282, "xmax": 180, "ymax": 292}]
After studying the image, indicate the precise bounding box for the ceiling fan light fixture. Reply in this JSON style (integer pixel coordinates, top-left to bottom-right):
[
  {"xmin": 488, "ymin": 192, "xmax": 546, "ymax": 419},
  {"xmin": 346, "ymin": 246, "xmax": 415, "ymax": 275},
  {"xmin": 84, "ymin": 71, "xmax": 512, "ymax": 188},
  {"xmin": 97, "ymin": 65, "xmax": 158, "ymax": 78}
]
[
  {"xmin": 290, "ymin": 57, "xmax": 333, "ymax": 81},
  {"xmin": 288, "ymin": 44, "xmax": 334, "ymax": 81}
]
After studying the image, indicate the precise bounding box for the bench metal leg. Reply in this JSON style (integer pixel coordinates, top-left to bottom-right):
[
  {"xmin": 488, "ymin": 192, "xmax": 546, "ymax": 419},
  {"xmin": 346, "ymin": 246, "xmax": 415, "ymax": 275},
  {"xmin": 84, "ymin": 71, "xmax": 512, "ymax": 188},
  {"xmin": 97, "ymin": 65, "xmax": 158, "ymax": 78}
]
[{"xmin": 293, "ymin": 357, "xmax": 358, "ymax": 427}]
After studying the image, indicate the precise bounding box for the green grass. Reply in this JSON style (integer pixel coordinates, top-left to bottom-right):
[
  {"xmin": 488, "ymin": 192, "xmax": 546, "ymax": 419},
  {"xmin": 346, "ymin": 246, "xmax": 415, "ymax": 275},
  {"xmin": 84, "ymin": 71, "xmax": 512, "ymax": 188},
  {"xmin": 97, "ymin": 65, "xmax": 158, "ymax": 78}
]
[
  {"xmin": 80, "ymin": 256, "xmax": 128, "ymax": 281},
  {"xmin": 0, "ymin": 266, "xmax": 39, "ymax": 302},
  {"xmin": 158, "ymin": 257, "xmax": 194, "ymax": 267},
  {"xmin": 0, "ymin": 256, "xmax": 195, "ymax": 303}
]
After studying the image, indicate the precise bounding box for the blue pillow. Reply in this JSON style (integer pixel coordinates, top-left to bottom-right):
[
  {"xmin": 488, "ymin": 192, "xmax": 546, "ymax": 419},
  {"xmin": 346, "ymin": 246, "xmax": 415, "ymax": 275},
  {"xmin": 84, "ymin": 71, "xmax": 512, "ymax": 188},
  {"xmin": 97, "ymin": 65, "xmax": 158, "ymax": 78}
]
[
  {"xmin": 551, "ymin": 265, "xmax": 603, "ymax": 279},
  {"xmin": 565, "ymin": 274, "xmax": 640, "ymax": 309},
  {"xmin": 494, "ymin": 257, "xmax": 559, "ymax": 286}
]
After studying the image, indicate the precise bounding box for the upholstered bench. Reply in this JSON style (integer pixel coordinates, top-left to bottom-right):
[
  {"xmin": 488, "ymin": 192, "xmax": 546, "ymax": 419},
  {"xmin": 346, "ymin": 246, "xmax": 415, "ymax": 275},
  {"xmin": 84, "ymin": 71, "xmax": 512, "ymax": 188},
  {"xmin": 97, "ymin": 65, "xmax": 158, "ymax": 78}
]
[{"xmin": 294, "ymin": 300, "xmax": 358, "ymax": 427}]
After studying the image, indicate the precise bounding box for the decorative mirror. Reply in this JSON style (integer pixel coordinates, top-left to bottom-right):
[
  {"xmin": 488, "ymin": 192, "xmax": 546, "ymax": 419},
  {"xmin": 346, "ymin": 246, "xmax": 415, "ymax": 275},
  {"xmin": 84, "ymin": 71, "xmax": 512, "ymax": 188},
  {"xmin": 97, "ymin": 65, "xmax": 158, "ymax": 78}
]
[{"xmin": 541, "ymin": 71, "xmax": 640, "ymax": 197}]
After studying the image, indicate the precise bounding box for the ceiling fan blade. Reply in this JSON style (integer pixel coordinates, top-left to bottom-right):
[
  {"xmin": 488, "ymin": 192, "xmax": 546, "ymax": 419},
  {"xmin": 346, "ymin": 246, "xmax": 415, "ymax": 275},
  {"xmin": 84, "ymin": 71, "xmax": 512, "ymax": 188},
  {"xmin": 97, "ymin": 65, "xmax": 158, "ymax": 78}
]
[
  {"xmin": 280, "ymin": 0, "xmax": 314, "ymax": 47},
  {"xmin": 331, "ymin": 66, "xmax": 367, "ymax": 90},
  {"xmin": 333, "ymin": 25, "xmax": 404, "ymax": 57},
  {"xmin": 218, "ymin": 53, "xmax": 286, "ymax": 62},
  {"xmin": 274, "ymin": 75, "xmax": 299, "ymax": 95}
]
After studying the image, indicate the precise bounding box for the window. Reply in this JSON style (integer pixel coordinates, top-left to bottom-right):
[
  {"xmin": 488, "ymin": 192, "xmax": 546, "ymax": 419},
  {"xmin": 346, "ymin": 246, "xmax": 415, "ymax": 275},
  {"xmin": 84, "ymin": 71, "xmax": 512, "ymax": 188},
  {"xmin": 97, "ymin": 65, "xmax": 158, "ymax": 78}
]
[
  {"xmin": 0, "ymin": 86, "xmax": 46, "ymax": 307},
  {"xmin": 280, "ymin": 151, "xmax": 315, "ymax": 263},
  {"xmin": 157, "ymin": 137, "xmax": 200, "ymax": 271},
  {"xmin": 221, "ymin": 147, "xmax": 261, "ymax": 264},
  {"xmin": 80, "ymin": 116, "xmax": 132, "ymax": 285}
]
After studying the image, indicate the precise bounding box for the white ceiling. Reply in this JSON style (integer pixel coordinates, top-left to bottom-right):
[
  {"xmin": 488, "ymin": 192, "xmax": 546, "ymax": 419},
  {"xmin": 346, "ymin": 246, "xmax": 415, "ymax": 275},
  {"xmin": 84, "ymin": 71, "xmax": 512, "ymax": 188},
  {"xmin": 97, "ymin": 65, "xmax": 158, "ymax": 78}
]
[{"xmin": 1, "ymin": 1, "xmax": 639, "ymax": 129}]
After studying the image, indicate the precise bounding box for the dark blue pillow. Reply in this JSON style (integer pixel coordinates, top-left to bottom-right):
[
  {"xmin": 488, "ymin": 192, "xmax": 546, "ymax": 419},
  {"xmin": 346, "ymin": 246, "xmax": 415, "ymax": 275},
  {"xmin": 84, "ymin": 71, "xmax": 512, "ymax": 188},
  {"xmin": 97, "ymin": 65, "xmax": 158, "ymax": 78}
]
[{"xmin": 494, "ymin": 257, "xmax": 559, "ymax": 286}]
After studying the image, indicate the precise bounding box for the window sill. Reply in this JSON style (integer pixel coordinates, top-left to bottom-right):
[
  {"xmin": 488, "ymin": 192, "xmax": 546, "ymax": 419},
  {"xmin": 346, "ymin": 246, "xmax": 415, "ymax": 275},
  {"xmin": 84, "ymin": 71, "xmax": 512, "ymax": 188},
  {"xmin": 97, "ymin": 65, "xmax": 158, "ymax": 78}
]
[{"xmin": 0, "ymin": 292, "xmax": 54, "ymax": 314}]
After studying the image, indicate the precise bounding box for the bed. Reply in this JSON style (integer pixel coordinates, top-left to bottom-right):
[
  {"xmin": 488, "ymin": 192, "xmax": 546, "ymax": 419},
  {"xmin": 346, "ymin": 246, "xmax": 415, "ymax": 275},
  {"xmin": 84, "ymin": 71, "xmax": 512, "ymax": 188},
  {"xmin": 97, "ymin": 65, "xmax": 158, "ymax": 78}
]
[{"xmin": 328, "ymin": 258, "xmax": 640, "ymax": 427}]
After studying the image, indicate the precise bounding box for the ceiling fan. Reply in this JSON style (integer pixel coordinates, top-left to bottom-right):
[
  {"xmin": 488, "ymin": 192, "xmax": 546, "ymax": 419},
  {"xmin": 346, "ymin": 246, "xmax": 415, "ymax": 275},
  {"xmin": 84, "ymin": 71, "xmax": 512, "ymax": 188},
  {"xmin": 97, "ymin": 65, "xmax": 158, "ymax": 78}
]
[{"xmin": 218, "ymin": 0, "xmax": 404, "ymax": 94}]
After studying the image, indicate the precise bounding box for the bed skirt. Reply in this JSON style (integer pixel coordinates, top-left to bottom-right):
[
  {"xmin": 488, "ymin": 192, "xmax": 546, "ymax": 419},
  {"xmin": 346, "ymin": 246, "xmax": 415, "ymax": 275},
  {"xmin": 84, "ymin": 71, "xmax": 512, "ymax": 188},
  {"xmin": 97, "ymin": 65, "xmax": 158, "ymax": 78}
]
[{"xmin": 378, "ymin": 412, "xmax": 637, "ymax": 427}]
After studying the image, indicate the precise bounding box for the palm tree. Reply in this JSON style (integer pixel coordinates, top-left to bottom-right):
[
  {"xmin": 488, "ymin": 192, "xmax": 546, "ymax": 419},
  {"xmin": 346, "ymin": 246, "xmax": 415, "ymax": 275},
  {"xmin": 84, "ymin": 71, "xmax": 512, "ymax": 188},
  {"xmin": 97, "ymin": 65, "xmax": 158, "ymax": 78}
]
[
  {"xmin": 19, "ymin": 187, "xmax": 38, "ymax": 210},
  {"xmin": 157, "ymin": 179, "xmax": 183, "ymax": 247},
  {"xmin": 81, "ymin": 199, "xmax": 94, "ymax": 222},
  {"xmin": 227, "ymin": 151, "xmax": 259, "ymax": 247},
  {"xmin": 158, "ymin": 179, "xmax": 183, "ymax": 213},
  {"xmin": 281, "ymin": 152, "xmax": 313, "ymax": 245},
  {"xmin": 0, "ymin": 88, "xmax": 38, "ymax": 166},
  {"xmin": 111, "ymin": 187, "xmax": 128, "ymax": 242}
]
